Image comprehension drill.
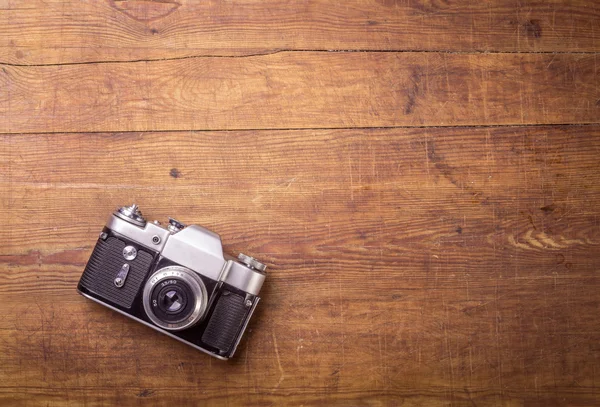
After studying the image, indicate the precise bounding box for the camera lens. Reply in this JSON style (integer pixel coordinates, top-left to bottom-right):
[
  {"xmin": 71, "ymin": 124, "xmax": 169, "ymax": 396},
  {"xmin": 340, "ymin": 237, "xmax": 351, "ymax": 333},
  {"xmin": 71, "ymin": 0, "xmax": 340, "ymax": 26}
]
[
  {"xmin": 151, "ymin": 281, "xmax": 194, "ymax": 324},
  {"xmin": 142, "ymin": 266, "xmax": 208, "ymax": 331},
  {"xmin": 157, "ymin": 284, "xmax": 188, "ymax": 314},
  {"xmin": 163, "ymin": 290, "xmax": 183, "ymax": 312}
]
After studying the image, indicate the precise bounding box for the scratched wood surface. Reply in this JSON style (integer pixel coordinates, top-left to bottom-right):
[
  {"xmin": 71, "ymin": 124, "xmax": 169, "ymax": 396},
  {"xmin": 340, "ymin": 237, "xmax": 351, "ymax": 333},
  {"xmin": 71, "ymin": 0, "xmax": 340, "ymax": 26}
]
[
  {"xmin": 2, "ymin": 53, "xmax": 600, "ymax": 133},
  {"xmin": 2, "ymin": 0, "xmax": 600, "ymax": 65},
  {"xmin": 1, "ymin": 0, "xmax": 600, "ymax": 406}
]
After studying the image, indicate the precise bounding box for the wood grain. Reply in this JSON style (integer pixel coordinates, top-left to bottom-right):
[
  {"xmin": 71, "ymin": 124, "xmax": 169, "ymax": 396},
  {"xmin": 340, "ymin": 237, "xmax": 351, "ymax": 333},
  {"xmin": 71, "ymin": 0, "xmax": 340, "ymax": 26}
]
[
  {"xmin": 1, "ymin": 126, "xmax": 599, "ymax": 405},
  {"xmin": 1, "ymin": 0, "xmax": 600, "ymax": 65},
  {"xmin": 2, "ymin": 0, "xmax": 599, "ymax": 404},
  {"xmin": 1, "ymin": 52, "xmax": 599, "ymax": 133}
]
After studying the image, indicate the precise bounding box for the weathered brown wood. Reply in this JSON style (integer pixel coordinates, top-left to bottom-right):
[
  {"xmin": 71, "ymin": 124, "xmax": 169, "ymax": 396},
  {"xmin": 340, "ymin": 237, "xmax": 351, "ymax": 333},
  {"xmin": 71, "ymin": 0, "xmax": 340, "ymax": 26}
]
[
  {"xmin": 2, "ymin": 0, "xmax": 600, "ymax": 403},
  {"xmin": 1, "ymin": 0, "xmax": 600, "ymax": 65},
  {"xmin": 1, "ymin": 126, "xmax": 599, "ymax": 405},
  {"xmin": 1, "ymin": 52, "xmax": 599, "ymax": 133}
]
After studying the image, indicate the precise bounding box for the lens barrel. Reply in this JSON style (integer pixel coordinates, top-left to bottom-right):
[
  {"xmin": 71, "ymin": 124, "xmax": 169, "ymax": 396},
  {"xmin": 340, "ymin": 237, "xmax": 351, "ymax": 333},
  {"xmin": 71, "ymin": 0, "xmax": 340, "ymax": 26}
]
[{"xmin": 142, "ymin": 266, "xmax": 208, "ymax": 331}]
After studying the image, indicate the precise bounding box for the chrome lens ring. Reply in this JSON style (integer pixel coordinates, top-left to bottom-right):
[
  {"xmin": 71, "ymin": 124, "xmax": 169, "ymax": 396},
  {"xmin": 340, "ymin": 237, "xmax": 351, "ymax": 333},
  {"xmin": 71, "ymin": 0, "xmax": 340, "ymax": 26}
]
[{"xmin": 142, "ymin": 266, "xmax": 208, "ymax": 331}]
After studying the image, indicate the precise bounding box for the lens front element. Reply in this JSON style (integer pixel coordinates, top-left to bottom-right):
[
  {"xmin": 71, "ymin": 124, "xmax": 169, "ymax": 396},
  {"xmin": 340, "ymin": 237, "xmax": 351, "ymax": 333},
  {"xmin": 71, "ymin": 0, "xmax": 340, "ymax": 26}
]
[
  {"xmin": 162, "ymin": 289, "xmax": 184, "ymax": 312},
  {"xmin": 151, "ymin": 280, "xmax": 193, "ymax": 324},
  {"xmin": 143, "ymin": 266, "xmax": 208, "ymax": 331}
]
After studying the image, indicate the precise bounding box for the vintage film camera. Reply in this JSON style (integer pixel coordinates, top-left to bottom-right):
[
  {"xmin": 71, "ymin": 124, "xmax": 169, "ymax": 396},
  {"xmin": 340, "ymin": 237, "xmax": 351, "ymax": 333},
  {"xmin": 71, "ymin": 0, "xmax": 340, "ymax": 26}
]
[{"xmin": 77, "ymin": 204, "xmax": 267, "ymax": 359}]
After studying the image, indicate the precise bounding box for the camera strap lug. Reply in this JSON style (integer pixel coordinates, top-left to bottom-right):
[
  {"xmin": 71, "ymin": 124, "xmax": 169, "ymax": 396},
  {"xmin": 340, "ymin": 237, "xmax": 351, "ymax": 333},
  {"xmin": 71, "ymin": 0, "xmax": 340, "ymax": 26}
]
[{"xmin": 244, "ymin": 293, "xmax": 254, "ymax": 308}]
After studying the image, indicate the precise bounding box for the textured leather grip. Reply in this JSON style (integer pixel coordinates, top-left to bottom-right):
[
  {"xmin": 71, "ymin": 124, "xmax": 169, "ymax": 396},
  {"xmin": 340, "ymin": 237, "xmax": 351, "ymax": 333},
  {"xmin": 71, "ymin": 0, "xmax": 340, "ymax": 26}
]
[
  {"xmin": 202, "ymin": 292, "xmax": 248, "ymax": 353},
  {"xmin": 79, "ymin": 236, "xmax": 153, "ymax": 308}
]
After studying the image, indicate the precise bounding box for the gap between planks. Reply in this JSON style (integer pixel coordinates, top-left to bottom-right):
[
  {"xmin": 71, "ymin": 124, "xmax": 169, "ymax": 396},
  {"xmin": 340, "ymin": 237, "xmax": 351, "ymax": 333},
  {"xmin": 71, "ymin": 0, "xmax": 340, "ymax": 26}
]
[
  {"xmin": 0, "ymin": 122, "xmax": 598, "ymax": 136},
  {"xmin": 0, "ymin": 49, "xmax": 599, "ymax": 68}
]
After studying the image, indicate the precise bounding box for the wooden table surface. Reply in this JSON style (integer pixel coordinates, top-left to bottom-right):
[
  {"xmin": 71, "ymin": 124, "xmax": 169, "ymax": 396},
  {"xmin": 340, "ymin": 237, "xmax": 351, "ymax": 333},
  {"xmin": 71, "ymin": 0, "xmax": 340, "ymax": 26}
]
[{"xmin": 1, "ymin": 1, "xmax": 599, "ymax": 406}]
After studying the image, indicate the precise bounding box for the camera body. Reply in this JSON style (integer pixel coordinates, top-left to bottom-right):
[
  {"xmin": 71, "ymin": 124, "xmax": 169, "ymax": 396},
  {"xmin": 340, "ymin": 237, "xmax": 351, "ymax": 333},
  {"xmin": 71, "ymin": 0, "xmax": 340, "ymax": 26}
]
[{"xmin": 77, "ymin": 204, "xmax": 267, "ymax": 360}]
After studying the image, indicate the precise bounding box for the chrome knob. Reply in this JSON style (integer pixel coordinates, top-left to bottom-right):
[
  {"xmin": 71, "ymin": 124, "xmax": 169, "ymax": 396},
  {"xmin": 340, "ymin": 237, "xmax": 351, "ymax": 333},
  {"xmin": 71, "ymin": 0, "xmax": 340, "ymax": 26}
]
[
  {"xmin": 238, "ymin": 253, "xmax": 267, "ymax": 272},
  {"xmin": 167, "ymin": 217, "xmax": 186, "ymax": 234},
  {"xmin": 114, "ymin": 203, "xmax": 146, "ymax": 227}
]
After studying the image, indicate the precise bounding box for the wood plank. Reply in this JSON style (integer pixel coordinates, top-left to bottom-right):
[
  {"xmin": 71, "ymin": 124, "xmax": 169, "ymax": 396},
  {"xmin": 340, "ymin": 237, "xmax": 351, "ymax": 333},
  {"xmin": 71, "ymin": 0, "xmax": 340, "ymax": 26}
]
[
  {"xmin": 1, "ymin": 0, "xmax": 600, "ymax": 65},
  {"xmin": 1, "ymin": 52, "xmax": 599, "ymax": 133},
  {"xmin": 1, "ymin": 126, "xmax": 599, "ymax": 405}
]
